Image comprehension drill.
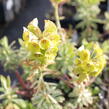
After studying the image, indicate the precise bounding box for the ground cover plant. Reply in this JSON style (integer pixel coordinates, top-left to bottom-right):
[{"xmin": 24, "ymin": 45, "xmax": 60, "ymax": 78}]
[{"xmin": 0, "ymin": 0, "xmax": 109, "ymax": 109}]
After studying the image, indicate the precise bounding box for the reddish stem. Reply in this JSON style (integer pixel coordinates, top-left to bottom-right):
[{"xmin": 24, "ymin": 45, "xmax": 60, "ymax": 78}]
[
  {"xmin": 15, "ymin": 71, "xmax": 27, "ymax": 89},
  {"xmin": 59, "ymin": 76, "xmax": 74, "ymax": 88},
  {"xmin": 16, "ymin": 90, "xmax": 32, "ymax": 98}
]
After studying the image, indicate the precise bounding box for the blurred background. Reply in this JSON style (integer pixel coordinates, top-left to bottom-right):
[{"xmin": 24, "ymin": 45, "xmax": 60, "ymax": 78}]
[{"xmin": 0, "ymin": 0, "xmax": 52, "ymax": 44}]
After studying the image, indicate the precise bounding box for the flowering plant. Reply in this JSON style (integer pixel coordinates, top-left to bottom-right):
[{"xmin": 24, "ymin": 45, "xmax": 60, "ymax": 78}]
[{"xmin": 0, "ymin": 0, "xmax": 108, "ymax": 109}]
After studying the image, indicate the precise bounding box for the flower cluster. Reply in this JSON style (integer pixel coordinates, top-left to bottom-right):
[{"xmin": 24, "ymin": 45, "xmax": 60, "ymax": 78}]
[
  {"xmin": 73, "ymin": 41, "xmax": 106, "ymax": 82},
  {"xmin": 22, "ymin": 18, "xmax": 60, "ymax": 65}
]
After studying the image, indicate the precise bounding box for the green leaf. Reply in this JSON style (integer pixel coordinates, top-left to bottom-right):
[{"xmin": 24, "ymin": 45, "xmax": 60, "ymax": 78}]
[
  {"xmin": 13, "ymin": 99, "xmax": 27, "ymax": 108},
  {"xmin": 0, "ymin": 36, "xmax": 9, "ymax": 49},
  {"xmin": 0, "ymin": 75, "xmax": 8, "ymax": 89}
]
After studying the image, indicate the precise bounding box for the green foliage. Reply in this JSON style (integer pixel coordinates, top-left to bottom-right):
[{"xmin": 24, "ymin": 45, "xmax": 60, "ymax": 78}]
[
  {"xmin": 0, "ymin": 37, "xmax": 19, "ymax": 71},
  {"xmin": 0, "ymin": 75, "xmax": 35, "ymax": 109},
  {"xmin": 32, "ymin": 81, "xmax": 64, "ymax": 109},
  {"xmin": 75, "ymin": 0, "xmax": 101, "ymax": 26},
  {"xmin": 55, "ymin": 41, "xmax": 76, "ymax": 74},
  {"xmin": 73, "ymin": 0, "xmax": 104, "ymax": 41},
  {"xmin": 68, "ymin": 85, "xmax": 93, "ymax": 109},
  {"xmin": 0, "ymin": 37, "xmax": 28, "ymax": 71},
  {"xmin": 104, "ymin": 12, "xmax": 109, "ymax": 31},
  {"xmin": 102, "ymin": 39, "xmax": 109, "ymax": 55}
]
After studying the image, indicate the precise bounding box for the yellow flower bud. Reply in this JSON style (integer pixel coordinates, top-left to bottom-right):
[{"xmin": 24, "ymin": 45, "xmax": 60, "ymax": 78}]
[{"xmin": 39, "ymin": 39, "xmax": 50, "ymax": 49}]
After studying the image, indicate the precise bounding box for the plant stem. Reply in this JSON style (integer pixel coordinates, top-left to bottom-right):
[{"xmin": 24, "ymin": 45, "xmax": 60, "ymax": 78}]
[
  {"xmin": 54, "ymin": 4, "xmax": 66, "ymax": 42},
  {"xmin": 54, "ymin": 4, "xmax": 61, "ymax": 30},
  {"xmin": 16, "ymin": 90, "xmax": 32, "ymax": 98},
  {"xmin": 15, "ymin": 71, "xmax": 27, "ymax": 89},
  {"xmin": 59, "ymin": 75, "xmax": 74, "ymax": 88}
]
